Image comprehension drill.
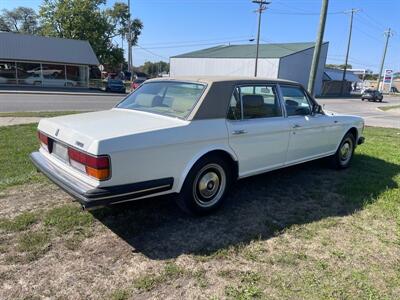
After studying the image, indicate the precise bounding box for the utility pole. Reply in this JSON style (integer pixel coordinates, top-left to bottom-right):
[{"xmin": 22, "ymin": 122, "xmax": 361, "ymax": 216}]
[
  {"xmin": 340, "ymin": 8, "xmax": 360, "ymax": 96},
  {"xmin": 308, "ymin": 0, "xmax": 329, "ymax": 96},
  {"xmin": 376, "ymin": 28, "xmax": 393, "ymax": 91},
  {"xmin": 127, "ymin": 0, "xmax": 132, "ymax": 80},
  {"xmin": 252, "ymin": 0, "xmax": 271, "ymax": 77}
]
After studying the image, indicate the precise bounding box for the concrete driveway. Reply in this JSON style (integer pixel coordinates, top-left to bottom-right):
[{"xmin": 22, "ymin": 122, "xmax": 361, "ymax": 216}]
[{"xmin": 317, "ymin": 96, "xmax": 400, "ymax": 129}]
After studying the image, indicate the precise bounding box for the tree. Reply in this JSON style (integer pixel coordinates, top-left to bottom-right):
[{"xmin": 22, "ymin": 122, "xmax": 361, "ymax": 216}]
[
  {"xmin": 39, "ymin": 0, "xmax": 142, "ymax": 70},
  {"xmin": 364, "ymin": 74, "xmax": 378, "ymax": 81},
  {"xmin": 326, "ymin": 63, "xmax": 353, "ymax": 70},
  {"xmin": 140, "ymin": 61, "xmax": 170, "ymax": 78},
  {"xmin": 105, "ymin": 2, "xmax": 143, "ymax": 56},
  {"xmin": 0, "ymin": 7, "xmax": 39, "ymax": 34}
]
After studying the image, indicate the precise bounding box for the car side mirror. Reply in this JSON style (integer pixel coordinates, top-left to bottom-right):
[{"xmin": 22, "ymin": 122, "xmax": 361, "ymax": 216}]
[
  {"xmin": 295, "ymin": 107, "xmax": 311, "ymax": 115},
  {"xmin": 312, "ymin": 104, "xmax": 323, "ymax": 115}
]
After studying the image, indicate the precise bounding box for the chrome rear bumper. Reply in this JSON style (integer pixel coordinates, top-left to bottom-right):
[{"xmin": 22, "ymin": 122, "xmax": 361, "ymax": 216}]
[{"xmin": 30, "ymin": 151, "xmax": 174, "ymax": 209}]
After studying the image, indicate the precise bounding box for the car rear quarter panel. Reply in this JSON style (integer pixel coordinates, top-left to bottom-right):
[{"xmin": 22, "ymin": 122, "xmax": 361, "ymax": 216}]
[{"xmin": 98, "ymin": 119, "xmax": 235, "ymax": 192}]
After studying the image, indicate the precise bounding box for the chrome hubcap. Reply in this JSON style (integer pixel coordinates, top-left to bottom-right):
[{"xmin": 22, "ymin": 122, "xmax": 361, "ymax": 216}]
[
  {"xmin": 198, "ymin": 172, "xmax": 220, "ymax": 199},
  {"xmin": 340, "ymin": 139, "xmax": 353, "ymax": 164},
  {"xmin": 193, "ymin": 163, "xmax": 226, "ymax": 208}
]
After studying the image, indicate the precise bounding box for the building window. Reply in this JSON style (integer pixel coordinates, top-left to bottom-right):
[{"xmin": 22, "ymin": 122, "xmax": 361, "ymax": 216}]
[
  {"xmin": 0, "ymin": 61, "xmax": 17, "ymax": 84},
  {"xmin": 17, "ymin": 62, "xmax": 41, "ymax": 85},
  {"xmin": 41, "ymin": 64, "xmax": 66, "ymax": 87},
  {"xmin": 66, "ymin": 65, "xmax": 87, "ymax": 87}
]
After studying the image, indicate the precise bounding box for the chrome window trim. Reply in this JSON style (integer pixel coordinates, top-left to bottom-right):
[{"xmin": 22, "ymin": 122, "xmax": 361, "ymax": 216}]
[{"xmin": 226, "ymin": 83, "xmax": 285, "ymax": 121}]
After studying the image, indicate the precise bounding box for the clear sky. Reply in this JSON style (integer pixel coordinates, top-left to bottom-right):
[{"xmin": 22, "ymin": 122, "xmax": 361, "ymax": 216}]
[{"xmin": 1, "ymin": 0, "xmax": 399, "ymax": 72}]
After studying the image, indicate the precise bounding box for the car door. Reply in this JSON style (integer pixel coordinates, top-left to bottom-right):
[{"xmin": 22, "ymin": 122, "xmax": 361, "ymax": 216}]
[
  {"xmin": 226, "ymin": 84, "xmax": 291, "ymax": 177},
  {"xmin": 280, "ymin": 85, "xmax": 342, "ymax": 164}
]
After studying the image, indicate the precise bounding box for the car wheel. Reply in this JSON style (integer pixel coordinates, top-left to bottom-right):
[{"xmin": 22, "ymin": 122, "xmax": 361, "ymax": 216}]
[
  {"xmin": 361, "ymin": 98, "xmax": 364, "ymax": 101},
  {"xmin": 330, "ymin": 132, "xmax": 356, "ymax": 169},
  {"xmin": 176, "ymin": 154, "xmax": 232, "ymax": 215}
]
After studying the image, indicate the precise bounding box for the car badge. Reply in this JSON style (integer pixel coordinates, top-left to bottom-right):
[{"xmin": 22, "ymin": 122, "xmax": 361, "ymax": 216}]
[
  {"xmin": 75, "ymin": 141, "xmax": 84, "ymax": 148},
  {"xmin": 55, "ymin": 129, "xmax": 60, "ymax": 136}
]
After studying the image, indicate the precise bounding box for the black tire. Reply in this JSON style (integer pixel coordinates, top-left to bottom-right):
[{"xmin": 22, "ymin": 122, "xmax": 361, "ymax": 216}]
[
  {"xmin": 175, "ymin": 154, "xmax": 232, "ymax": 215},
  {"xmin": 330, "ymin": 132, "xmax": 356, "ymax": 169},
  {"xmin": 361, "ymin": 98, "xmax": 364, "ymax": 101}
]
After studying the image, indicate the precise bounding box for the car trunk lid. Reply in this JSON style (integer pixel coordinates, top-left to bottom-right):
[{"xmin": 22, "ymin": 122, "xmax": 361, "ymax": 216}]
[{"xmin": 38, "ymin": 108, "xmax": 187, "ymax": 154}]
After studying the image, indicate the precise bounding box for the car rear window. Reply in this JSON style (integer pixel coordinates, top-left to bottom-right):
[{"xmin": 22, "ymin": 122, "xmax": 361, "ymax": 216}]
[{"xmin": 116, "ymin": 81, "xmax": 206, "ymax": 119}]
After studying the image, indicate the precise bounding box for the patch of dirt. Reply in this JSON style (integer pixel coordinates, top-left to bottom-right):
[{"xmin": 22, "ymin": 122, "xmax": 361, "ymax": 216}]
[
  {"xmin": 0, "ymin": 162, "xmax": 399, "ymax": 299},
  {"xmin": 0, "ymin": 182, "xmax": 71, "ymax": 218}
]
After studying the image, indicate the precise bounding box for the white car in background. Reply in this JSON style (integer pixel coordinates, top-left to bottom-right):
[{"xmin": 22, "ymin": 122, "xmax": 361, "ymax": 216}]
[{"xmin": 31, "ymin": 77, "xmax": 365, "ymax": 215}]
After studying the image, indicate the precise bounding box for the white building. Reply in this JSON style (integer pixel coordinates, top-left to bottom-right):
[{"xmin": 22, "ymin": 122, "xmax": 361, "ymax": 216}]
[{"xmin": 170, "ymin": 42, "xmax": 329, "ymax": 95}]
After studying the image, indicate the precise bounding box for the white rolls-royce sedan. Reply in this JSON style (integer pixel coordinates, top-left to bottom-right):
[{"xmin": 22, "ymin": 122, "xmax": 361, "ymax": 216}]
[{"xmin": 31, "ymin": 77, "xmax": 365, "ymax": 215}]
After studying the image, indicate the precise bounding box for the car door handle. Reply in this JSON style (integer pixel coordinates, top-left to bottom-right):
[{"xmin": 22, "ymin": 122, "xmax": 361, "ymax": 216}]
[
  {"xmin": 334, "ymin": 120, "xmax": 339, "ymax": 124},
  {"xmin": 232, "ymin": 129, "xmax": 247, "ymax": 135},
  {"xmin": 292, "ymin": 124, "xmax": 302, "ymax": 129}
]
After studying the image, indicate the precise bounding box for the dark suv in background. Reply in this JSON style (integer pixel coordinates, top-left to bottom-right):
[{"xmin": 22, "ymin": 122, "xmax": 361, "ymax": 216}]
[
  {"xmin": 103, "ymin": 78, "xmax": 126, "ymax": 93},
  {"xmin": 361, "ymin": 89, "xmax": 383, "ymax": 102}
]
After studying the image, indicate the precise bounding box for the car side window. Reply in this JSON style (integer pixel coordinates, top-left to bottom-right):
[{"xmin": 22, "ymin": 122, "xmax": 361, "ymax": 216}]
[
  {"xmin": 227, "ymin": 87, "xmax": 242, "ymax": 120},
  {"xmin": 281, "ymin": 86, "xmax": 312, "ymax": 116},
  {"xmin": 238, "ymin": 85, "xmax": 282, "ymax": 119}
]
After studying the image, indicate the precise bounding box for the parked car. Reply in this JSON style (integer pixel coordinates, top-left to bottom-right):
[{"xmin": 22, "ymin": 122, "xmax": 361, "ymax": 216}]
[
  {"xmin": 30, "ymin": 77, "xmax": 365, "ymax": 215},
  {"xmin": 103, "ymin": 78, "xmax": 126, "ymax": 93},
  {"xmin": 131, "ymin": 79, "xmax": 146, "ymax": 90},
  {"xmin": 361, "ymin": 89, "xmax": 383, "ymax": 102}
]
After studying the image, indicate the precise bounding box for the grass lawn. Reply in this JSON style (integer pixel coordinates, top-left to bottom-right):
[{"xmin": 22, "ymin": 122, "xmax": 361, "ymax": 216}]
[
  {"xmin": 0, "ymin": 125, "xmax": 399, "ymax": 299},
  {"xmin": 378, "ymin": 104, "xmax": 400, "ymax": 111},
  {"xmin": 0, "ymin": 111, "xmax": 88, "ymax": 118},
  {"xmin": 0, "ymin": 123, "xmax": 43, "ymax": 191}
]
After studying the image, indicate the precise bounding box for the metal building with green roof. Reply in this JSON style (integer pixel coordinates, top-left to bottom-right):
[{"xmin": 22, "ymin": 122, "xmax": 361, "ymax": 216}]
[{"xmin": 170, "ymin": 42, "xmax": 329, "ymax": 95}]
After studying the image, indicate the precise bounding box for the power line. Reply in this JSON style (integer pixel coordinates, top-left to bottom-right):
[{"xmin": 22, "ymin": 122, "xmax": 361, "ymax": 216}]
[
  {"xmin": 362, "ymin": 11, "xmax": 387, "ymax": 32},
  {"xmin": 140, "ymin": 36, "xmax": 252, "ymax": 46},
  {"xmin": 353, "ymin": 24, "xmax": 382, "ymax": 43},
  {"xmin": 268, "ymin": 9, "xmax": 343, "ymax": 15},
  {"xmin": 138, "ymin": 39, "xmax": 253, "ymax": 49},
  {"xmin": 135, "ymin": 44, "xmax": 169, "ymax": 60}
]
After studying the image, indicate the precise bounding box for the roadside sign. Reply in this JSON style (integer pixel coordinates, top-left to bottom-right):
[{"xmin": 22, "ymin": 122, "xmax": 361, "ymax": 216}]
[
  {"xmin": 384, "ymin": 69, "xmax": 393, "ymax": 83},
  {"xmin": 383, "ymin": 69, "xmax": 393, "ymax": 92},
  {"xmin": 99, "ymin": 64, "xmax": 104, "ymax": 72}
]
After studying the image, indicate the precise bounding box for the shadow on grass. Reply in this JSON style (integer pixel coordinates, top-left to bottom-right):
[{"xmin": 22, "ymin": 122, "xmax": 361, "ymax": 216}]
[{"xmin": 92, "ymin": 154, "xmax": 399, "ymax": 260}]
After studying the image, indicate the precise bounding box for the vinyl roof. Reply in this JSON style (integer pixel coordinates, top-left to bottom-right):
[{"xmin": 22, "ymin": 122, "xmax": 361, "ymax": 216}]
[
  {"xmin": 172, "ymin": 42, "xmax": 326, "ymax": 59},
  {"xmin": 146, "ymin": 76, "xmax": 298, "ymax": 85},
  {"xmin": 0, "ymin": 32, "xmax": 99, "ymax": 65}
]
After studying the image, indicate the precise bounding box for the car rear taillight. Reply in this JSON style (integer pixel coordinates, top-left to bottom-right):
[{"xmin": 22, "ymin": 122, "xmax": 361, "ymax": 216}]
[
  {"xmin": 68, "ymin": 147, "xmax": 110, "ymax": 180},
  {"xmin": 38, "ymin": 131, "xmax": 49, "ymax": 151}
]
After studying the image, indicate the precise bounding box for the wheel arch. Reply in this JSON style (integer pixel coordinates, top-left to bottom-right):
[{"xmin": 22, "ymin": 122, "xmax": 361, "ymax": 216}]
[
  {"xmin": 176, "ymin": 147, "xmax": 238, "ymax": 192},
  {"xmin": 347, "ymin": 127, "xmax": 358, "ymax": 141},
  {"xmin": 335, "ymin": 126, "xmax": 358, "ymax": 152}
]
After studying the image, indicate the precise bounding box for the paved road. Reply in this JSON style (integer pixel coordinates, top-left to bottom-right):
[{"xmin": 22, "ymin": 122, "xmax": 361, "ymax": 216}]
[
  {"xmin": 317, "ymin": 96, "xmax": 400, "ymax": 129},
  {"xmin": 0, "ymin": 93, "xmax": 124, "ymax": 112},
  {"xmin": 0, "ymin": 93, "xmax": 399, "ymax": 128}
]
